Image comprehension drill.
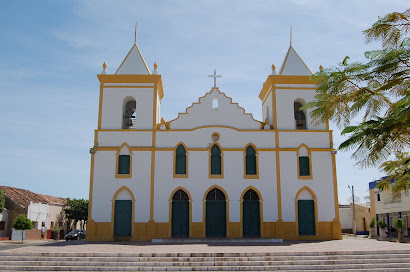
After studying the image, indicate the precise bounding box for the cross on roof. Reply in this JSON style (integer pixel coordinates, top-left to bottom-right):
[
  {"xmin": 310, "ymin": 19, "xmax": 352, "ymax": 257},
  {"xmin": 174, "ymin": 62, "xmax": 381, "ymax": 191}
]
[{"xmin": 208, "ymin": 70, "xmax": 222, "ymax": 88}]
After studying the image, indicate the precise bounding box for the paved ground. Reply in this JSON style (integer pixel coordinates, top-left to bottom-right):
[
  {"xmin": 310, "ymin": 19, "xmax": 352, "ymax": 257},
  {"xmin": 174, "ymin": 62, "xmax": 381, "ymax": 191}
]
[
  {"xmin": 1, "ymin": 236, "xmax": 409, "ymax": 254},
  {"xmin": 0, "ymin": 240, "xmax": 58, "ymax": 252}
]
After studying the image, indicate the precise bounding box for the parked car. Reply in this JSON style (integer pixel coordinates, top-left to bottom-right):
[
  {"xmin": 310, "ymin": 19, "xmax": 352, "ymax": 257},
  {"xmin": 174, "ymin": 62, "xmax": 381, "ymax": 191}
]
[{"xmin": 65, "ymin": 230, "xmax": 86, "ymax": 241}]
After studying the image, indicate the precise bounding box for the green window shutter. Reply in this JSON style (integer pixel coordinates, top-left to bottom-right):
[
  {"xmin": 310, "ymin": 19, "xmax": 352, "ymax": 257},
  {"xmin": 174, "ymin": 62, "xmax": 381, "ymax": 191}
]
[
  {"xmin": 299, "ymin": 156, "xmax": 310, "ymax": 176},
  {"xmin": 245, "ymin": 146, "xmax": 257, "ymax": 175},
  {"xmin": 211, "ymin": 145, "xmax": 221, "ymax": 175},
  {"xmin": 175, "ymin": 145, "xmax": 186, "ymax": 174},
  {"xmin": 118, "ymin": 155, "xmax": 130, "ymax": 174}
]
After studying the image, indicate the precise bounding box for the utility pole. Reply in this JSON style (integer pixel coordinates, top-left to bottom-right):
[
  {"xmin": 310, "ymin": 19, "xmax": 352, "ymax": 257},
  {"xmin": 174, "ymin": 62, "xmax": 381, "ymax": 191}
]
[{"xmin": 348, "ymin": 185, "xmax": 357, "ymax": 236}]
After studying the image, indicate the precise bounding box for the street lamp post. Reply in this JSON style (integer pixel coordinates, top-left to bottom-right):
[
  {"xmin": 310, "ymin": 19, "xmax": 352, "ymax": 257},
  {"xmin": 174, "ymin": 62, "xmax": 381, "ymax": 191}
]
[{"xmin": 348, "ymin": 185, "xmax": 357, "ymax": 236}]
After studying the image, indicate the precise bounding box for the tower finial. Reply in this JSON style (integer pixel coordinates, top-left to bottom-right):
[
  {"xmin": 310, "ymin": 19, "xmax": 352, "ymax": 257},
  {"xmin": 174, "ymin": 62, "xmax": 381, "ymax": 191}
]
[
  {"xmin": 290, "ymin": 25, "xmax": 292, "ymax": 46},
  {"xmin": 134, "ymin": 22, "xmax": 137, "ymax": 44}
]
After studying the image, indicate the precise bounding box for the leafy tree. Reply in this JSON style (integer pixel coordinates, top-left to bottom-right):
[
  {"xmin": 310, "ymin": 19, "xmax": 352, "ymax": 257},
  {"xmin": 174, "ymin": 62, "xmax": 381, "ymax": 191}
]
[
  {"xmin": 304, "ymin": 9, "xmax": 410, "ymax": 191},
  {"xmin": 0, "ymin": 189, "xmax": 4, "ymax": 213},
  {"xmin": 63, "ymin": 198, "xmax": 88, "ymax": 229},
  {"xmin": 12, "ymin": 214, "xmax": 33, "ymax": 243}
]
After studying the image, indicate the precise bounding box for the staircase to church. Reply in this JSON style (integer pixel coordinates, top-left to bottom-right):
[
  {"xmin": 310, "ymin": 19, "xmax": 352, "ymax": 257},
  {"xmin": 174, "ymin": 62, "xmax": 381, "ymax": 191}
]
[{"xmin": 0, "ymin": 250, "xmax": 410, "ymax": 271}]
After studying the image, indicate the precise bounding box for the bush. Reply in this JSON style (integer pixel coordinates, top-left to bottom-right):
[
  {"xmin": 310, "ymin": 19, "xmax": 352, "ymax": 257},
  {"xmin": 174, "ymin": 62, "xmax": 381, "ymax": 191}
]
[
  {"xmin": 12, "ymin": 214, "xmax": 33, "ymax": 243},
  {"xmin": 395, "ymin": 218, "xmax": 404, "ymax": 229},
  {"xmin": 377, "ymin": 219, "xmax": 387, "ymax": 229},
  {"xmin": 370, "ymin": 217, "xmax": 376, "ymax": 229}
]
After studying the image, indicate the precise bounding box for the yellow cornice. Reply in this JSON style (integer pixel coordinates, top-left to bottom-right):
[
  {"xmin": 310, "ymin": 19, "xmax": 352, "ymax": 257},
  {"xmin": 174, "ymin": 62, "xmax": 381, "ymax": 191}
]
[
  {"xmin": 258, "ymin": 75, "xmax": 316, "ymax": 101},
  {"xmin": 97, "ymin": 74, "xmax": 164, "ymax": 100}
]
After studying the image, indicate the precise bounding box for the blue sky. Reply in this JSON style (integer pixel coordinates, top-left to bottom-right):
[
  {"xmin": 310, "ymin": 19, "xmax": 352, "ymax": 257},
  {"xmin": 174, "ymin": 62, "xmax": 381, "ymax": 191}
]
[{"xmin": 0, "ymin": 0, "xmax": 407, "ymax": 203}]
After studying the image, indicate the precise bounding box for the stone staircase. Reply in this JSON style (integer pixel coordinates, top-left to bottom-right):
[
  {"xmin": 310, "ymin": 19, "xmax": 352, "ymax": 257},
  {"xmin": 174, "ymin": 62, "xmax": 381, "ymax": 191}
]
[{"xmin": 0, "ymin": 250, "xmax": 410, "ymax": 271}]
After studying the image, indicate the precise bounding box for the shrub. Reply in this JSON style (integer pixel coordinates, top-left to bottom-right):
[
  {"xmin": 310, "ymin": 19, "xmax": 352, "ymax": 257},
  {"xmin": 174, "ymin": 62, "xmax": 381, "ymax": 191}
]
[{"xmin": 377, "ymin": 219, "xmax": 387, "ymax": 229}]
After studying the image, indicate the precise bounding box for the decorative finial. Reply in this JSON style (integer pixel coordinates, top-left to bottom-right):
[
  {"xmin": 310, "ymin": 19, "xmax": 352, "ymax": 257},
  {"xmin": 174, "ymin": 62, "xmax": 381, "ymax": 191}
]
[
  {"xmin": 319, "ymin": 65, "xmax": 323, "ymax": 71},
  {"xmin": 208, "ymin": 70, "xmax": 222, "ymax": 88},
  {"xmin": 134, "ymin": 22, "xmax": 137, "ymax": 44},
  {"xmin": 271, "ymin": 64, "xmax": 277, "ymax": 75},
  {"xmin": 101, "ymin": 62, "xmax": 108, "ymax": 74},
  {"xmin": 152, "ymin": 62, "xmax": 158, "ymax": 75}
]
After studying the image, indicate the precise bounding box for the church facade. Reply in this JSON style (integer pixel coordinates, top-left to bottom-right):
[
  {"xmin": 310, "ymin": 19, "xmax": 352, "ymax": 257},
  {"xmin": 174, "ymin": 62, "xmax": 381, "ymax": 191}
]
[{"xmin": 86, "ymin": 36, "xmax": 342, "ymax": 241}]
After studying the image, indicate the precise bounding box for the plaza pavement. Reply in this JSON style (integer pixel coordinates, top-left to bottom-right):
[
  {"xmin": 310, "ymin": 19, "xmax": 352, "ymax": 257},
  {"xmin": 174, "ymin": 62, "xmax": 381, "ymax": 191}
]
[{"xmin": 1, "ymin": 236, "xmax": 409, "ymax": 254}]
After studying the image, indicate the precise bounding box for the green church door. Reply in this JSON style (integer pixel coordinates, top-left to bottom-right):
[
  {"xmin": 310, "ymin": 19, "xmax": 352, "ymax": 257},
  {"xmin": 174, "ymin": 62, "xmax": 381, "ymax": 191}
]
[
  {"xmin": 243, "ymin": 189, "xmax": 260, "ymax": 237},
  {"xmin": 206, "ymin": 188, "xmax": 226, "ymax": 237},
  {"xmin": 171, "ymin": 189, "xmax": 190, "ymax": 237},
  {"xmin": 298, "ymin": 200, "xmax": 315, "ymax": 235},
  {"xmin": 114, "ymin": 200, "xmax": 132, "ymax": 237}
]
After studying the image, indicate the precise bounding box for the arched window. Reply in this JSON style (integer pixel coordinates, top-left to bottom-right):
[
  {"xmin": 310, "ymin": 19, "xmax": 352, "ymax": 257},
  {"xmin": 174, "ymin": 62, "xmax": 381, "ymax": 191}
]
[
  {"xmin": 206, "ymin": 188, "xmax": 226, "ymax": 200},
  {"xmin": 294, "ymin": 101, "xmax": 306, "ymax": 130},
  {"xmin": 172, "ymin": 189, "xmax": 189, "ymax": 201},
  {"xmin": 175, "ymin": 144, "xmax": 187, "ymax": 175},
  {"xmin": 243, "ymin": 189, "xmax": 259, "ymax": 200},
  {"xmin": 245, "ymin": 146, "xmax": 257, "ymax": 176},
  {"xmin": 212, "ymin": 98, "xmax": 218, "ymax": 110},
  {"xmin": 210, "ymin": 144, "xmax": 222, "ymax": 176},
  {"xmin": 297, "ymin": 145, "xmax": 312, "ymax": 179},
  {"xmin": 123, "ymin": 98, "xmax": 136, "ymax": 129}
]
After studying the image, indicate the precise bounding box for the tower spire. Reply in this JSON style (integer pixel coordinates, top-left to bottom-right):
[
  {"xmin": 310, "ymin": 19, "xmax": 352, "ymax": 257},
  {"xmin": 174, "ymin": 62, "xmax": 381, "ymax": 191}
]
[
  {"xmin": 290, "ymin": 25, "xmax": 292, "ymax": 46},
  {"xmin": 134, "ymin": 22, "xmax": 137, "ymax": 44}
]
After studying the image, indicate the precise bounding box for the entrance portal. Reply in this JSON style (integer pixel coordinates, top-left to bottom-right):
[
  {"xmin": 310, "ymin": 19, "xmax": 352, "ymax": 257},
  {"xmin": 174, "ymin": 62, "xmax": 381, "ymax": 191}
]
[
  {"xmin": 298, "ymin": 200, "xmax": 315, "ymax": 235},
  {"xmin": 171, "ymin": 189, "xmax": 189, "ymax": 237},
  {"xmin": 206, "ymin": 188, "xmax": 226, "ymax": 237},
  {"xmin": 243, "ymin": 189, "xmax": 260, "ymax": 237},
  {"xmin": 114, "ymin": 200, "xmax": 132, "ymax": 237}
]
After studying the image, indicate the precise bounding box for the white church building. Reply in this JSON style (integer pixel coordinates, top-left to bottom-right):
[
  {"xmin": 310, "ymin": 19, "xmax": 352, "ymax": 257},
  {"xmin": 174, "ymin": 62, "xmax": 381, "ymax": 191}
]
[{"xmin": 87, "ymin": 33, "xmax": 342, "ymax": 241}]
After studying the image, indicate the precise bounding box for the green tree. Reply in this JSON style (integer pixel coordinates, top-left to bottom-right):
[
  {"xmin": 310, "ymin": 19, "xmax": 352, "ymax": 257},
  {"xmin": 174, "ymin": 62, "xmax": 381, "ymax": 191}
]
[
  {"xmin": 304, "ymin": 9, "xmax": 410, "ymax": 191},
  {"xmin": 12, "ymin": 214, "xmax": 33, "ymax": 243},
  {"xmin": 0, "ymin": 189, "xmax": 4, "ymax": 213},
  {"xmin": 63, "ymin": 198, "xmax": 88, "ymax": 229}
]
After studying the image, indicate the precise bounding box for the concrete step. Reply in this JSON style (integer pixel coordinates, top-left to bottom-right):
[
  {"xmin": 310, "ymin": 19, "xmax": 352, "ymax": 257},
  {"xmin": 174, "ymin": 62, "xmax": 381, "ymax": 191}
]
[
  {"xmin": 1, "ymin": 263, "xmax": 410, "ymax": 271},
  {"xmin": 1, "ymin": 253, "xmax": 410, "ymax": 262},
  {"xmin": 152, "ymin": 238, "xmax": 284, "ymax": 243},
  {"xmin": 1, "ymin": 257, "xmax": 410, "ymax": 267}
]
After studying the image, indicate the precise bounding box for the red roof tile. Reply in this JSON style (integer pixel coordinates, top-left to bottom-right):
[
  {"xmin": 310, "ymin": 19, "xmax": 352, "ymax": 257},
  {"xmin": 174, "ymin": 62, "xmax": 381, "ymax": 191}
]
[{"xmin": 0, "ymin": 186, "xmax": 66, "ymax": 207}]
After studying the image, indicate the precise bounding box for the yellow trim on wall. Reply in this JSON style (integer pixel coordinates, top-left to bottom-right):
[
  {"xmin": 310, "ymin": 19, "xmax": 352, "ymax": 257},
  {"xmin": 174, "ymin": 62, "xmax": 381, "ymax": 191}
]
[
  {"xmin": 259, "ymin": 75, "xmax": 316, "ymax": 101},
  {"xmin": 103, "ymin": 85, "xmax": 154, "ymax": 88},
  {"xmin": 295, "ymin": 186, "xmax": 319, "ymax": 236},
  {"xmin": 271, "ymin": 88, "xmax": 278, "ymax": 129},
  {"xmin": 275, "ymin": 131, "xmax": 282, "ymax": 221},
  {"xmin": 243, "ymin": 143, "xmax": 259, "ymax": 179},
  {"xmin": 208, "ymin": 142, "xmax": 224, "ymax": 179},
  {"xmin": 149, "ymin": 84, "xmax": 158, "ymax": 223},
  {"xmin": 239, "ymin": 186, "xmax": 264, "ymax": 237},
  {"xmin": 111, "ymin": 186, "xmax": 136, "ymax": 238},
  {"xmin": 168, "ymin": 187, "xmax": 193, "ymax": 238},
  {"xmin": 115, "ymin": 143, "xmax": 133, "ymax": 179},
  {"xmin": 173, "ymin": 142, "xmax": 188, "ymax": 179},
  {"xmin": 331, "ymin": 151, "xmax": 341, "ymax": 223},
  {"xmin": 296, "ymin": 143, "xmax": 313, "ymax": 180},
  {"xmin": 202, "ymin": 185, "xmax": 230, "ymax": 237},
  {"xmin": 96, "ymin": 127, "xmax": 332, "ymax": 133}
]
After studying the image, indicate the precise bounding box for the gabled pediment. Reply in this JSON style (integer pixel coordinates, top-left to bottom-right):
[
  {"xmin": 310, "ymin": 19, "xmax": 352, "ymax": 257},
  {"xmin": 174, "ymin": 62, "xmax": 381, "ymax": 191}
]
[
  {"xmin": 279, "ymin": 46, "xmax": 312, "ymax": 76},
  {"xmin": 115, "ymin": 44, "xmax": 151, "ymax": 75},
  {"xmin": 169, "ymin": 88, "xmax": 262, "ymax": 130}
]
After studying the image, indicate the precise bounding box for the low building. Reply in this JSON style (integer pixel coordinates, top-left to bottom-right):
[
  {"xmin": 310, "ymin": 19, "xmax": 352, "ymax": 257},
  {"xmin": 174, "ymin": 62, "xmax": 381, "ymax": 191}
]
[
  {"xmin": 339, "ymin": 203, "xmax": 371, "ymax": 234},
  {"xmin": 0, "ymin": 208, "xmax": 8, "ymax": 238},
  {"xmin": 0, "ymin": 186, "xmax": 66, "ymax": 238},
  {"xmin": 369, "ymin": 178, "xmax": 410, "ymax": 237}
]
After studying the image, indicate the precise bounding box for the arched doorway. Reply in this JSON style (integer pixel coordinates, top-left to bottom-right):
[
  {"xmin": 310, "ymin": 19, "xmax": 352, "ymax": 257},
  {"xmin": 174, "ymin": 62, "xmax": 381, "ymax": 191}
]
[
  {"xmin": 113, "ymin": 187, "xmax": 134, "ymax": 237},
  {"xmin": 243, "ymin": 189, "xmax": 260, "ymax": 237},
  {"xmin": 206, "ymin": 188, "xmax": 226, "ymax": 237},
  {"xmin": 296, "ymin": 187, "xmax": 316, "ymax": 236},
  {"xmin": 171, "ymin": 189, "xmax": 189, "ymax": 237}
]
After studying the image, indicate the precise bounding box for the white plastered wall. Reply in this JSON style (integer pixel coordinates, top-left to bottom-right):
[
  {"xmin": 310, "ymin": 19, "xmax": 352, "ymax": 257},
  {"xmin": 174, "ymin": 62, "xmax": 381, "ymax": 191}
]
[
  {"xmin": 280, "ymin": 151, "xmax": 336, "ymax": 222},
  {"xmin": 170, "ymin": 89, "xmax": 261, "ymax": 130},
  {"xmin": 262, "ymin": 90, "xmax": 273, "ymax": 127},
  {"xmin": 279, "ymin": 131, "xmax": 330, "ymax": 148},
  {"xmin": 91, "ymin": 150, "xmax": 151, "ymax": 222},
  {"xmin": 101, "ymin": 88, "xmax": 154, "ymax": 129},
  {"xmin": 97, "ymin": 131, "xmax": 152, "ymax": 147}
]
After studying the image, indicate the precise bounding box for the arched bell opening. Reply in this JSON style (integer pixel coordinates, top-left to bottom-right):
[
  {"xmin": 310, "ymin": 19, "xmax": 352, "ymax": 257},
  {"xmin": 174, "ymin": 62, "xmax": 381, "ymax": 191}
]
[{"xmin": 122, "ymin": 97, "xmax": 136, "ymax": 129}]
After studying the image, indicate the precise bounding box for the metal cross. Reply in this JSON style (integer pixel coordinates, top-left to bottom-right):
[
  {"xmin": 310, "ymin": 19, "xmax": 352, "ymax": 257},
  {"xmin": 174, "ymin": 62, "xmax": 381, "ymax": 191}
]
[{"xmin": 208, "ymin": 70, "xmax": 222, "ymax": 88}]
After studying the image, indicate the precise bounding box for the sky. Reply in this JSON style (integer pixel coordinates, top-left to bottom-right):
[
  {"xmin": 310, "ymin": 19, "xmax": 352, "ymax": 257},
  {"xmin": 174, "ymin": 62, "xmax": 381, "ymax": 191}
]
[{"xmin": 0, "ymin": 0, "xmax": 407, "ymax": 204}]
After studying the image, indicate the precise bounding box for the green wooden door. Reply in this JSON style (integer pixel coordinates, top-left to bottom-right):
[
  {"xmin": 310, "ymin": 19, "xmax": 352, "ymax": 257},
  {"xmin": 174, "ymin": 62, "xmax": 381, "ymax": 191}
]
[
  {"xmin": 298, "ymin": 200, "xmax": 315, "ymax": 235},
  {"xmin": 243, "ymin": 200, "xmax": 260, "ymax": 237},
  {"xmin": 206, "ymin": 200, "xmax": 226, "ymax": 237},
  {"xmin": 114, "ymin": 200, "xmax": 132, "ymax": 237},
  {"xmin": 172, "ymin": 200, "xmax": 189, "ymax": 237}
]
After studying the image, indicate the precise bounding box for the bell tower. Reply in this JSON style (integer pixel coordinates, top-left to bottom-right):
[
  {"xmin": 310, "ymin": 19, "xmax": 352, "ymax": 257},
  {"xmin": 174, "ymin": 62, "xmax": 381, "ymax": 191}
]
[
  {"xmin": 96, "ymin": 35, "xmax": 163, "ymax": 130},
  {"xmin": 259, "ymin": 45, "xmax": 326, "ymax": 131}
]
